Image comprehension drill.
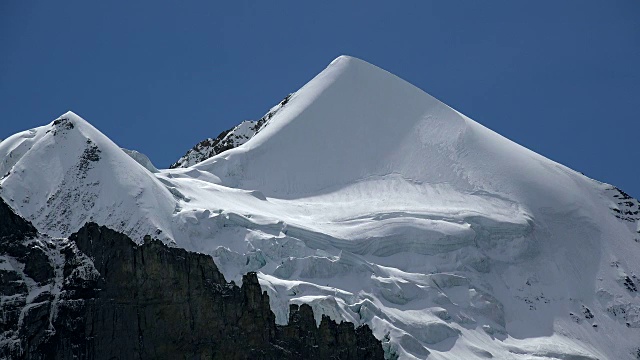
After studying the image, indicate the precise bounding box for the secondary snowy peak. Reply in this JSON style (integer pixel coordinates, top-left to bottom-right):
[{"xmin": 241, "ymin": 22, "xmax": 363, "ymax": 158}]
[
  {"xmin": 0, "ymin": 111, "xmax": 176, "ymax": 242},
  {"xmin": 197, "ymin": 55, "xmax": 462, "ymax": 190},
  {"xmin": 170, "ymin": 93, "xmax": 293, "ymax": 168}
]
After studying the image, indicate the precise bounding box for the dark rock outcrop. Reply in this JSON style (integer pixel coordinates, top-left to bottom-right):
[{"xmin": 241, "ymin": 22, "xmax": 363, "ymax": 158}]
[
  {"xmin": 0, "ymin": 198, "xmax": 383, "ymax": 359},
  {"xmin": 0, "ymin": 199, "xmax": 51, "ymax": 286},
  {"xmin": 0, "ymin": 197, "xmax": 37, "ymax": 239},
  {"xmin": 609, "ymin": 186, "xmax": 640, "ymax": 222},
  {"xmin": 0, "ymin": 198, "xmax": 54, "ymax": 358},
  {"xmin": 170, "ymin": 93, "xmax": 293, "ymax": 168}
]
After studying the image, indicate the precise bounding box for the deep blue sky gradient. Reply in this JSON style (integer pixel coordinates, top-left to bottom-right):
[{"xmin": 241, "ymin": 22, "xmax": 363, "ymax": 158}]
[{"xmin": 1, "ymin": 1, "xmax": 639, "ymax": 196}]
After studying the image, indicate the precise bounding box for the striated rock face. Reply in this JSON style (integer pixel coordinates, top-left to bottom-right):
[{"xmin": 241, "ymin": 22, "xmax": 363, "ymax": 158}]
[{"xmin": 0, "ymin": 198, "xmax": 383, "ymax": 359}]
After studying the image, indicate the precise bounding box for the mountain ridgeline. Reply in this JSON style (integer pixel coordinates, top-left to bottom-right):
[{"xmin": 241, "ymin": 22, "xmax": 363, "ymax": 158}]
[{"xmin": 0, "ymin": 198, "xmax": 383, "ymax": 359}]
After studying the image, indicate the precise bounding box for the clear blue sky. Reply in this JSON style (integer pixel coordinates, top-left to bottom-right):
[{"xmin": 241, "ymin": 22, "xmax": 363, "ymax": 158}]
[{"xmin": 1, "ymin": 1, "xmax": 639, "ymax": 196}]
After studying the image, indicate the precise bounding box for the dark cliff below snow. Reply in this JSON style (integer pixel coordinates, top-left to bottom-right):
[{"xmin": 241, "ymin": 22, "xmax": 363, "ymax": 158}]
[{"xmin": 0, "ymin": 198, "xmax": 383, "ymax": 359}]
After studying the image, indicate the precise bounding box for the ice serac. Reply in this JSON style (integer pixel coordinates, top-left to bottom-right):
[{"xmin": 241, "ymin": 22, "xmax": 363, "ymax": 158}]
[{"xmin": 0, "ymin": 112, "xmax": 176, "ymax": 243}]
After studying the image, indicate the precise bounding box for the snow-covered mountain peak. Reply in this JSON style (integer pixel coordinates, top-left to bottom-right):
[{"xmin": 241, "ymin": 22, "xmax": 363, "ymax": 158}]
[
  {"xmin": 0, "ymin": 111, "xmax": 176, "ymax": 242},
  {"xmin": 197, "ymin": 54, "xmax": 463, "ymax": 184},
  {"xmin": 195, "ymin": 55, "xmax": 590, "ymax": 214}
]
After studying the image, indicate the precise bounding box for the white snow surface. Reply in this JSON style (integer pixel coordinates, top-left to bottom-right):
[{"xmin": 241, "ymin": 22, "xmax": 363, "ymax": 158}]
[{"xmin": 2, "ymin": 55, "xmax": 639, "ymax": 359}]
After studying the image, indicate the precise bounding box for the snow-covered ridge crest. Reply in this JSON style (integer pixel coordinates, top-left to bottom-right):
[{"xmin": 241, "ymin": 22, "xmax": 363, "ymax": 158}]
[{"xmin": 2, "ymin": 56, "xmax": 640, "ymax": 359}]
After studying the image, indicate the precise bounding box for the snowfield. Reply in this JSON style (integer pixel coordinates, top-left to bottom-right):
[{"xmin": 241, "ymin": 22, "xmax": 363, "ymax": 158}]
[{"xmin": 1, "ymin": 56, "xmax": 639, "ymax": 359}]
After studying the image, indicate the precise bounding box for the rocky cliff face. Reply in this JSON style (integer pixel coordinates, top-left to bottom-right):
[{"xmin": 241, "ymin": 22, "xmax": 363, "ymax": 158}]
[{"xmin": 0, "ymin": 198, "xmax": 383, "ymax": 359}]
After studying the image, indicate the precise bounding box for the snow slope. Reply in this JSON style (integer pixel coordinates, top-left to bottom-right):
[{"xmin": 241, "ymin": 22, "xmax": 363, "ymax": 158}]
[{"xmin": 2, "ymin": 56, "xmax": 639, "ymax": 359}]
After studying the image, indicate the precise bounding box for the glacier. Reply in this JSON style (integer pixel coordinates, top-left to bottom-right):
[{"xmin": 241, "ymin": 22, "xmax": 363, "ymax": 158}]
[{"xmin": 1, "ymin": 55, "xmax": 639, "ymax": 359}]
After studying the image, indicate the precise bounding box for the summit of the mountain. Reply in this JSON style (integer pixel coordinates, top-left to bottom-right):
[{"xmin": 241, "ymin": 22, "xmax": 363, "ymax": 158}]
[
  {"xmin": 1, "ymin": 58, "xmax": 639, "ymax": 359},
  {"xmin": 197, "ymin": 55, "xmax": 588, "ymax": 211}
]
